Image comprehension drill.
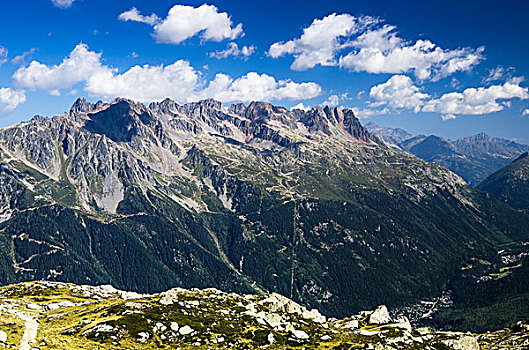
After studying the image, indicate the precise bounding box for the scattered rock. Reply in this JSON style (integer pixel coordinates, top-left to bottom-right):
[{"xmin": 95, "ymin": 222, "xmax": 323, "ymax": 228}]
[
  {"xmin": 302, "ymin": 308, "xmax": 326, "ymax": 323},
  {"xmin": 26, "ymin": 303, "xmax": 42, "ymax": 310},
  {"xmin": 0, "ymin": 330, "xmax": 7, "ymax": 342},
  {"xmin": 153, "ymin": 322, "xmax": 167, "ymax": 333},
  {"xmin": 291, "ymin": 329, "xmax": 309, "ymax": 340},
  {"xmin": 178, "ymin": 325, "xmax": 194, "ymax": 335},
  {"xmin": 368, "ymin": 305, "xmax": 391, "ymax": 324},
  {"xmin": 342, "ymin": 319, "xmax": 359, "ymax": 329},
  {"xmin": 82, "ymin": 324, "xmax": 115, "ymax": 336},
  {"xmin": 416, "ymin": 327, "xmax": 431, "ymax": 335},
  {"xmin": 444, "ymin": 335, "xmax": 480, "ymax": 350},
  {"xmin": 137, "ymin": 332, "xmax": 150, "ymax": 343},
  {"xmin": 267, "ymin": 332, "xmax": 274, "ymax": 344},
  {"xmin": 158, "ymin": 287, "xmax": 187, "ymax": 305},
  {"xmin": 261, "ymin": 312, "xmax": 283, "ymax": 328},
  {"xmin": 393, "ymin": 316, "xmax": 412, "ymax": 332}
]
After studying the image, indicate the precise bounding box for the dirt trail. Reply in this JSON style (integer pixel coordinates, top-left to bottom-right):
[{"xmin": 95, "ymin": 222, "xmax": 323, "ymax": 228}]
[{"xmin": 17, "ymin": 312, "xmax": 39, "ymax": 350}]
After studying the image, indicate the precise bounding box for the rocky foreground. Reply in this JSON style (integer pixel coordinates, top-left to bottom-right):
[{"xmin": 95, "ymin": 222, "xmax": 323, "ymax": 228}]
[{"xmin": 0, "ymin": 282, "xmax": 526, "ymax": 349}]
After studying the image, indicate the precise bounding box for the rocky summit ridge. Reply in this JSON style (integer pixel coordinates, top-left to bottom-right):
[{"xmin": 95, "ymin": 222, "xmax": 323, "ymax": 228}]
[
  {"xmin": 0, "ymin": 96, "xmax": 384, "ymax": 215},
  {"xmin": 0, "ymin": 281, "xmax": 527, "ymax": 349}
]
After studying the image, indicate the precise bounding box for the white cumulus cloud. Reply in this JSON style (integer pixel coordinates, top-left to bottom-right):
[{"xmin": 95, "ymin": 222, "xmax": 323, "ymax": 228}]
[
  {"xmin": 0, "ymin": 88, "xmax": 26, "ymax": 114},
  {"xmin": 191, "ymin": 72, "xmax": 321, "ymax": 103},
  {"xmin": 269, "ymin": 13, "xmax": 483, "ymax": 80},
  {"xmin": 268, "ymin": 14, "xmax": 375, "ymax": 71},
  {"xmin": 366, "ymin": 75, "xmax": 528, "ymax": 117},
  {"xmin": 369, "ymin": 75, "xmax": 429, "ymax": 112},
  {"xmin": 51, "ymin": 0, "xmax": 75, "ymax": 9},
  {"xmin": 13, "ymin": 43, "xmax": 108, "ymax": 96},
  {"xmin": 209, "ymin": 43, "xmax": 256, "ymax": 59},
  {"xmin": 119, "ymin": 4, "xmax": 243, "ymax": 44},
  {"xmin": 11, "ymin": 44, "xmax": 321, "ymax": 104},
  {"xmin": 85, "ymin": 60, "xmax": 199, "ymax": 102},
  {"xmin": 422, "ymin": 82, "xmax": 529, "ymax": 115},
  {"xmin": 118, "ymin": 7, "xmax": 160, "ymax": 25}
]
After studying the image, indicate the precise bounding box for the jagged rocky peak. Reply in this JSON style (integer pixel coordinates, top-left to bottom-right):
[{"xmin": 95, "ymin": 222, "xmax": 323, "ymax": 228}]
[
  {"xmin": 301, "ymin": 106, "xmax": 332, "ymax": 135},
  {"xmin": 184, "ymin": 98, "xmax": 224, "ymax": 113},
  {"xmin": 228, "ymin": 102, "xmax": 247, "ymax": 116},
  {"xmin": 69, "ymin": 97, "xmax": 106, "ymax": 115},
  {"xmin": 240, "ymin": 101, "xmax": 297, "ymax": 129},
  {"xmin": 83, "ymin": 97, "xmax": 156, "ymax": 142},
  {"xmin": 148, "ymin": 97, "xmax": 182, "ymax": 116},
  {"xmin": 323, "ymin": 105, "xmax": 345, "ymax": 124},
  {"xmin": 299, "ymin": 105, "xmax": 380, "ymax": 143},
  {"xmin": 244, "ymin": 101, "xmax": 289, "ymax": 120},
  {"xmin": 30, "ymin": 114, "xmax": 48, "ymax": 123},
  {"xmin": 181, "ymin": 98, "xmax": 228, "ymax": 123},
  {"xmin": 70, "ymin": 97, "xmax": 93, "ymax": 114},
  {"xmin": 64, "ymin": 97, "xmax": 381, "ymax": 146}
]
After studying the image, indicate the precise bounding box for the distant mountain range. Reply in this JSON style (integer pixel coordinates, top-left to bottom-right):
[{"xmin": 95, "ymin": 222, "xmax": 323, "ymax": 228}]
[
  {"xmin": 365, "ymin": 122, "xmax": 529, "ymax": 186},
  {"xmin": 0, "ymin": 97, "xmax": 528, "ymax": 332}
]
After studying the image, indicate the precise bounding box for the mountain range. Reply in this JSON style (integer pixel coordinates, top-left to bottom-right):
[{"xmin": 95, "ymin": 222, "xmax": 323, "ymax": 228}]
[
  {"xmin": 0, "ymin": 97, "xmax": 528, "ymax": 331},
  {"xmin": 365, "ymin": 122, "xmax": 529, "ymax": 187}
]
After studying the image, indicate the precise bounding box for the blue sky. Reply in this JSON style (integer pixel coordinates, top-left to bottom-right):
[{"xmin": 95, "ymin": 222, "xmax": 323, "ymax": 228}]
[{"xmin": 1, "ymin": 0, "xmax": 529, "ymax": 143}]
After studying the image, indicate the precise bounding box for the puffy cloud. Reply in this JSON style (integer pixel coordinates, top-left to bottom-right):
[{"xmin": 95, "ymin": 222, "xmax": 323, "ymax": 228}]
[
  {"xmin": 339, "ymin": 29, "xmax": 484, "ymax": 81},
  {"xmin": 209, "ymin": 43, "xmax": 256, "ymax": 59},
  {"xmin": 85, "ymin": 60, "xmax": 199, "ymax": 102},
  {"xmin": 119, "ymin": 4, "xmax": 243, "ymax": 44},
  {"xmin": 366, "ymin": 75, "xmax": 528, "ymax": 117},
  {"xmin": 191, "ymin": 72, "xmax": 321, "ymax": 103},
  {"xmin": 369, "ymin": 75, "xmax": 429, "ymax": 112},
  {"xmin": 118, "ymin": 7, "xmax": 160, "ymax": 26},
  {"xmin": 422, "ymin": 82, "xmax": 529, "ymax": 115},
  {"xmin": 51, "ymin": 0, "xmax": 75, "ymax": 9},
  {"xmin": 13, "ymin": 43, "xmax": 108, "ymax": 95},
  {"xmin": 268, "ymin": 14, "xmax": 375, "ymax": 70},
  {"xmin": 0, "ymin": 88, "xmax": 26, "ymax": 114},
  {"xmin": 11, "ymin": 44, "xmax": 321, "ymax": 104},
  {"xmin": 269, "ymin": 13, "xmax": 483, "ymax": 80}
]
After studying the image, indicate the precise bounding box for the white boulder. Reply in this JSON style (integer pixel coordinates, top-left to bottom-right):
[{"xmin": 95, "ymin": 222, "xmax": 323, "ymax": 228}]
[{"xmin": 368, "ymin": 305, "xmax": 391, "ymax": 324}]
